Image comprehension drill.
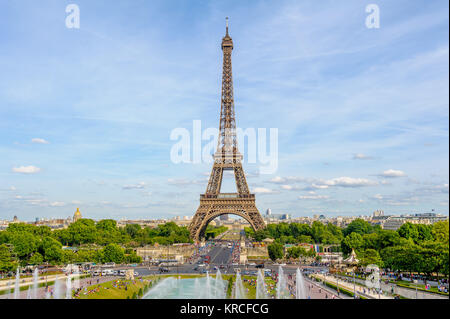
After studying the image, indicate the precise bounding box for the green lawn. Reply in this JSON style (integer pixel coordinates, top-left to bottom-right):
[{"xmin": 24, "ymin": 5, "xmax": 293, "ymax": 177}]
[{"xmin": 75, "ymin": 278, "xmax": 153, "ymax": 299}]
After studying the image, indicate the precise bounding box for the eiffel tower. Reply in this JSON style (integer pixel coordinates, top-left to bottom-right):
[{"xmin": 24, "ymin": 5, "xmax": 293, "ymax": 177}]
[{"xmin": 189, "ymin": 18, "xmax": 266, "ymax": 242}]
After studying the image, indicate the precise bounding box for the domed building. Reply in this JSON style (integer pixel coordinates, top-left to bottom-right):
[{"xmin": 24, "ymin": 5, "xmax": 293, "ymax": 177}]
[{"xmin": 73, "ymin": 208, "xmax": 82, "ymax": 222}]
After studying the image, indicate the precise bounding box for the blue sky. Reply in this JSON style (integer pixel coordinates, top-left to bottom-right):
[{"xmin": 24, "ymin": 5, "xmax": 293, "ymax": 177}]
[{"xmin": 0, "ymin": 0, "xmax": 448, "ymax": 221}]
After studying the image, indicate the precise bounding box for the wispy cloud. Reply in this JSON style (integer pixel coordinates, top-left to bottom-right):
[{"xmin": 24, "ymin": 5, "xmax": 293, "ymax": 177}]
[
  {"xmin": 122, "ymin": 182, "xmax": 147, "ymax": 190},
  {"xmin": 12, "ymin": 166, "xmax": 41, "ymax": 174},
  {"xmin": 353, "ymin": 153, "xmax": 374, "ymax": 160},
  {"xmin": 378, "ymin": 169, "xmax": 407, "ymax": 178},
  {"xmin": 31, "ymin": 138, "xmax": 50, "ymax": 144}
]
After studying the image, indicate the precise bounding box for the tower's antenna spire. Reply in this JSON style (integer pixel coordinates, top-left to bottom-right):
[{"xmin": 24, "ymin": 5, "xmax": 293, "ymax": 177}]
[{"xmin": 226, "ymin": 17, "xmax": 229, "ymax": 35}]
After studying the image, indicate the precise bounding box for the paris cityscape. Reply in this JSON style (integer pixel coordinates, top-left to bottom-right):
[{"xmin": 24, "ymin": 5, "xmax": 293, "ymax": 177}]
[{"xmin": 0, "ymin": 0, "xmax": 448, "ymax": 310}]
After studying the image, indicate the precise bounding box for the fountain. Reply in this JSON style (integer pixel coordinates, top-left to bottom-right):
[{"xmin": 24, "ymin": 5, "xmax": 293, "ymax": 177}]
[
  {"xmin": 53, "ymin": 277, "xmax": 62, "ymax": 299},
  {"xmin": 214, "ymin": 270, "xmax": 225, "ymax": 298},
  {"xmin": 205, "ymin": 272, "xmax": 212, "ymax": 299},
  {"xmin": 14, "ymin": 267, "xmax": 20, "ymax": 299},
  {"xmin": 66, "ymin": 274, "xmax": 72, "ymax": 299},
  {"xmin": 72, "ymin": 265, "xmax": 80, "ymax": 290},
  {"xmin": 144, "ymin": 276, "xmax": 227, "ymax": 299},
  {"xmin": 256, "ymin": 269, "xmax": 268, "ymax": 299},
  {"xmin": 234, "ymin": 271, "xmax": 246, "ymax": 299},
  {"xmin": 31, "ymin": 268, "xmax": 39, "ymax": 299},
  {"xmin": 295, "ymin": 268, "xmax": 307, "ymax": 299},
  {"xmin": 276, "ymin": 266, "xmax": 290, "ymax": 299},
  {"xmin": 7, "ymin": 279, "xmax": 12, "ymax": 299}
]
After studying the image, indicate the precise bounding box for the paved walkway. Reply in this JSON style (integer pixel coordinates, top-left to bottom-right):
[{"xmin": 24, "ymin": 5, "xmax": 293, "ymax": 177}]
[
  {"xmin": 335, "ymin": 274, "xmax": 448, "ymax": 300},
  {"xmin": 314, "ymin": 274, "xmax": 393, "ymax": 299}
]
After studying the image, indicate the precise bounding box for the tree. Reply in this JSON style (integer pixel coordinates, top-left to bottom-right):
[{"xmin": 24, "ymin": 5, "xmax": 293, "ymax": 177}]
[
  {"xmin": 41, "ymin": 237, "xmax": 63, "ymax": 264},
  {"xmin": 343, "ymin": 219, "xmax": 373, "ymax": 236},
  {"xmin": 432, "ymin": 221, "xmax": 449, "ymax": 243},
  {"xmin": 341, "ymin": 232, "xmax": 364, "ymax": 255},
  {"xmin": 311, "ymin": 221, "xmax": 329, "ymax": 243},
  {"xmin": 28, "ymin": 252, "xmax": 44, "ymax": 265},
  {"xmin": 358, "ymin": 249, "xmax": 383, "ymax": 267},
  {"xmin": 102, "ymin": 244, "xmax": 125, "ymax": 264},
  {"xmin": 376, "ymin": 230, "xmax": 401, "ymax": 250},
  {"xmin": 416, "ymin": 224, "xmax": 433, "ymax": 242},
  {"xmin": 380, "ymin": 244, "xmax": 419, "ymax": 274},
  {"xmin": 10, "ymin": 232, "xmax": 38, "ymax": 261},
  {"xmin": 125, "ymin": 224, "xmax": 141, "ymax": 239},
  {"xmin": 253, "ymin": 229, "xmax": 269, "ymax": 242},
  {"xmin": 66, "ymin": 219, "xmax": 98, "ymax": 245},
  {"xmin": 0, "ymin": 244, "xmax": 16, "ymax": 273},
  {"xmin": 267, "ymin": 242, "xmax": 284, "ymax": 261},
  {"xmin": 398, "ymin": 223, "xmax": 419, "ymax": 242}
]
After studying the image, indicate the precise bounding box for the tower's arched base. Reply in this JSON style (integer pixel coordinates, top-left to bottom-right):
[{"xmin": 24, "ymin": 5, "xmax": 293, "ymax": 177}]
[{"xmin": 189, "ymin": 196, "xmax": 265, "ymax": 242}]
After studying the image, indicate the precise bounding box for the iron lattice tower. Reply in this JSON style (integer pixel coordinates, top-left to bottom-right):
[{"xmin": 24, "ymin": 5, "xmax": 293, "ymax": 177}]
[{"xmin": 189, "ymin": 19, "xmax": 266, "ymax": 242}]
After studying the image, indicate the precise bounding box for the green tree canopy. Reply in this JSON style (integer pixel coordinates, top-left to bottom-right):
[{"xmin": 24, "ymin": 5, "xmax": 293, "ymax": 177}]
[
  {"xmin": 343, "ymin": 219, "xmax": 374, "ymax": 236},
  {"xmin": 267, "ymin": 242, "xmax": 284, "ymax": 261},
  {"xmin": 102, "ymin": 244, "xmax": 125, "ymax": 264},
  {"xmin": 341, "ymin": 232, "xmax": 364, "ymax": 255}
]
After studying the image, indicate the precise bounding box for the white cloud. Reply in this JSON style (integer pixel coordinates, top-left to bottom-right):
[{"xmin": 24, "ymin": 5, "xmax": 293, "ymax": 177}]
[
  {"xmin": 379, "ymin": 169, "xmax": 407, "ymax": 178},
  {"xmin": 270, "ymin": 175, "xmax": 377, "ymax": 189},
  {"xmin": 12, "ymin": 166, "xmax": 41, "ymax": 174},
  {"xmin": 122, "ymin": 182, "xmax": 147, "ymax": 190},
  {"xmin": 353, "ymin": 153, "xmax": 374, "ymax": 160},
  {"xmin": 321, "ymin": 177, "xmax": 378, "ymax": 188},
  {"xmin": 50, "ymin": 202, "xmax": 66, "ymax": 207},
  {"xmin": 31, "ymin": 138, "xmax": 50, "ymax": 144},
  {"xmin": 270, "ymin": 176, "xmax": 286, "ymax": 184},
  {"xmin": 311, "ymin": 184, "xmax": 330, "ymax": 189},
  {"xmin": 253, "ymin": 187, "xmax": 275, "ymax": 194},
  {"xmin": 168, "ymin": 178, "xmax": 204, "ymax": 186},
  {"xmin": 299, "ymin": 195, "xmax": 329, "ymax": 200},
  {"xmin": 280, "ymin": 184, "xmax": 302, "ymax": 191}
]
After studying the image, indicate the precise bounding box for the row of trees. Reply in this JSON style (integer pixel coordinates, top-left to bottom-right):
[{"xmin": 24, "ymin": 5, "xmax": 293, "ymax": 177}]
[
  {"xmin": 263, "ymin": 220, "xmax": 449, "ymax": 277},
  {"xmin": 0, "ymin": 220, "xmax": 194, "ymax": 271},
  {"xmin": 245, "ymin": 221, "xmax": 348, "ymax": 245}
]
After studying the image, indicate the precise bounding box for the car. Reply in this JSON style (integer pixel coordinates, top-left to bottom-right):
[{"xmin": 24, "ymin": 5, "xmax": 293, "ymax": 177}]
[
  {"xmin": 255, "ymin": 264, "xmax": 264, "ymax": 269},
  {"xmin": 248, "ymin": 263, "xmax": 256, "ymax": 266}
]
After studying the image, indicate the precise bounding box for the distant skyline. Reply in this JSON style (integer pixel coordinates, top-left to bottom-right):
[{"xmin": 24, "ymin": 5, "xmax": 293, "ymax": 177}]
[{"xmin": 0, "ymin": 0, "xmax": 448, "ymax": 220}]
